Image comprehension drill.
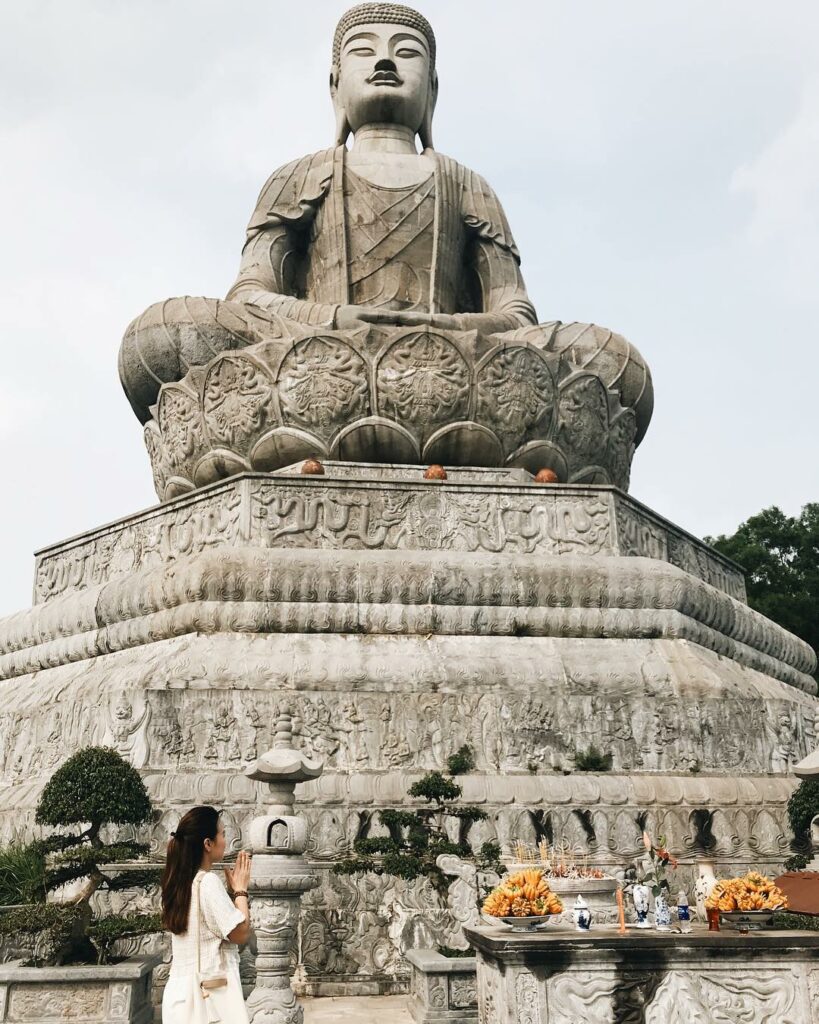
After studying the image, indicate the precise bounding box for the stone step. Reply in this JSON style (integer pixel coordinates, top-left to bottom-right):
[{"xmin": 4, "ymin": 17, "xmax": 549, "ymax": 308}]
[{"xmin": 302, "ymin": 995, "xmax": 412, "ymax": 1023}]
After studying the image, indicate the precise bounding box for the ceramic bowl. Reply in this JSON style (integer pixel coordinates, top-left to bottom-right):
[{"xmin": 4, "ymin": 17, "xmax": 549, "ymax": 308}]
[{"xmin": 495, "ymin": 915, "xmax": 563, "ymax": 931}]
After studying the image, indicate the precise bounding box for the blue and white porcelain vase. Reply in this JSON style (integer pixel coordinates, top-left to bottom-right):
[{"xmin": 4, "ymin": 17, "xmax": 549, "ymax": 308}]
[
  {"xmin": 654, "ymin": 891, "xmax": 672, "ymax": 931},
  {"xmin": 572, "ymin": 895, "xmax": 592, "ymax": 931},
  {"xmin": 632, "ymin": 883, "xmax": 651, "ymax": 928}
]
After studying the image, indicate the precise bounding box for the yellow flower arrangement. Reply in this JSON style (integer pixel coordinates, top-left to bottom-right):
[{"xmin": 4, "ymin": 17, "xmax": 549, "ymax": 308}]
[
  {"xmin": 482, "ymin": 869, "xmax": 564, "ymax": 918},
  {"xmin": 705, "ymin": 871, "xmax": 788, "ymax": 913}
]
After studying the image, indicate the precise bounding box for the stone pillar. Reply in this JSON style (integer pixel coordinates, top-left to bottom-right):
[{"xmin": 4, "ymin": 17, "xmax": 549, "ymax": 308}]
[{"xmin": 244, "ymin": 711, "xmax": 322, "ymax": 1024}]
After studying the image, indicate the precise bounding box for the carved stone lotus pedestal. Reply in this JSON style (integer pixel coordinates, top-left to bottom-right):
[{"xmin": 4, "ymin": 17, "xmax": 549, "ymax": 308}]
[
  {"xmin": 244, "ymin": 712, "xmax": 322, "ymax": 1024},
  {"xmin": 143, "ymin": 323, "xmax": 649, "ymax": 502}
]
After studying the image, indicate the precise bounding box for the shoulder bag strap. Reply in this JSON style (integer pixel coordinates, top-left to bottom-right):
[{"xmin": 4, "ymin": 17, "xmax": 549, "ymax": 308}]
[
  {"xmin": 194, "ymin": 871, "xmax": 227, "ymax": 978},
  {"xmin": 193, "ymin": 871, "xmax": 203, "ymax": 980}
]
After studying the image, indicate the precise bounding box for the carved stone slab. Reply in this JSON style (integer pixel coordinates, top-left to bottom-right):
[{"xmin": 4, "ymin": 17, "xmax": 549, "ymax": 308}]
[
  {"xmin": 31, "ymin": 471, "xmax": 744, "ymax": 606},
  {"xmin": 0, "ymin": 630, "xmax": 814, "ymax": 779},
  {"xmin": 0, "ymin": 957, "xmax": 158, "ymax": 1024},
  {"xmin": 406, "ymin": 949, "xmax": 477, "ymax": 1023},
  {"xmin": 8, "ymin": 545, "xmax": 813, "ymax": 690},
  {"xmin": 465, "ymin": 927, "xmax": 819, "ymax": 1024}
]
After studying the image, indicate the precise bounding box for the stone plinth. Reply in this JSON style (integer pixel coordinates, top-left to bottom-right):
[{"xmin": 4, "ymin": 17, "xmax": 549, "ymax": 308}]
[
  {"xmin": 30, "ymin": 466, "xmax": 750, "ymax": 608},
  {"xmin": 0, "ymin": 957, "xmax": 159, "ymax": 1024},
  {"xmin": 406, "ymin": 949, "xmax": 477, "ymax": 1023},
  {"xmin": 464, "ymin": 924, "xmax": 819, "ymax": 1022},
  {"xmin": 0, "ymin": 465, "xmax": 816, "ymax": 994}
]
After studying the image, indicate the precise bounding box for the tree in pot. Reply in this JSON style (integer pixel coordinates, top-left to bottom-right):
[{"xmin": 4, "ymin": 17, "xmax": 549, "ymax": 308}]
[
  {"xmin": 333, "ymin": 746, "xmax": 504, "ymax": 953},
  {"xmin": 0, "ymin": 746, "xmax": 161, "ymax": 965}
]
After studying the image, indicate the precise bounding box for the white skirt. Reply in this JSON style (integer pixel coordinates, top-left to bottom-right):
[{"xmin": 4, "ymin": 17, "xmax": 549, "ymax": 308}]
[{"xmin": 162, "ymin": 961, "xmax": 249, "ymax": 1024}]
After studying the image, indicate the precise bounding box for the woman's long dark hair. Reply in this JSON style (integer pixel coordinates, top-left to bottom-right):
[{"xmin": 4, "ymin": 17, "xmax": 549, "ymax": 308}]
[{"xmin": 161, "ymin": 805, "xmax": 220, "ymax": 934}]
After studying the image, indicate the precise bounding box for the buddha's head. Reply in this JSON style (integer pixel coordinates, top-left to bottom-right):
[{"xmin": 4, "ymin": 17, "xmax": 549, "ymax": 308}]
[{"xmin": 331, "ymin": 3, "xmax": 438, "ymax": 148}]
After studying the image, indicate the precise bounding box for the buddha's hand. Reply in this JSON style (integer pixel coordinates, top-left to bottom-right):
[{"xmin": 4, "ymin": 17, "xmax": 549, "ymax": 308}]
[
  {"xmin": 335, "ymin": 307, "xmax": 450, "ymax": 330},
  {"xmin": 334, "ymin": 305, "xmax": 380, "ymax": 330}
]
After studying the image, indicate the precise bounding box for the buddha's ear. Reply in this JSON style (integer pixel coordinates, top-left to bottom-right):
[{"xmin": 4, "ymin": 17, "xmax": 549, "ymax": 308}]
[
  {"xmin": 330, "ymin": 67, "xmax": 351, "ymax": 147},
  {"xmin": 419, "ymin": 70, "xmax": 438, "ymax": 151}
]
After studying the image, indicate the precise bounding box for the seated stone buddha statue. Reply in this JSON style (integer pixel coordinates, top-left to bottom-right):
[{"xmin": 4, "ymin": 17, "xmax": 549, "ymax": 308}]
[{"xmin": 120, "ymin": 2, "xmax": 652, "ymax": 501}]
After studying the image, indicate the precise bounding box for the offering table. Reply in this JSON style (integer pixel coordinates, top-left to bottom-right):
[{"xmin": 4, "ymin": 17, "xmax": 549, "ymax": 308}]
[{"xmin": 463, "ymin": 924, "xmax": 819, "ymax": 1023}]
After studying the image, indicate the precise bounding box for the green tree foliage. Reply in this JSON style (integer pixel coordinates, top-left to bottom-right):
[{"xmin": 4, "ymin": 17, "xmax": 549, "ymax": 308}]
[
  {"xmin": 333, "ymin": 746, "xmax": 502, "ymax": 897},
  {"xmin": 447, "ymin": 746, "xmax": 476, "ymax": 776},
  {"xmin": 781, "ymin": 778, "xmax": 819, "ymax": 869},
  {"xmin": 0, "ymin": 747, "xmax": 160, "ymax": 965},
  {"xmin": 36, "ymin": 746, "xmax": 153, "ymax": 835},
  {"xmin": 706, "ymin": 504, "xmax": 819, "ymax": 668},
  {"xmin": 0, "ymin": 840, "xmax": 47, "ymax": 906},
  {"xmin": 787, "ymin": 779, "xmax": 819, "ymax": 848},
  {"xmin": 574, "ymin": 746, "xmax": 613, "ymax": 772}
]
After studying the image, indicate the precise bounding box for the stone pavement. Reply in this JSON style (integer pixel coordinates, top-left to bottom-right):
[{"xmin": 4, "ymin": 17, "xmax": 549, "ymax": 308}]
[{"xmin": 301, "ymin": 995, "xmax": 412, "ymax": 1022}]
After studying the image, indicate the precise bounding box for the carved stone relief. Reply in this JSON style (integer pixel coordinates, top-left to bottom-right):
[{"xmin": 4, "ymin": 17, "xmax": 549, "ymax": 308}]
[
  {"xmin": 8, "ymin": 984, "xmax": 106, "ymax": 1020},
  {"xmin": 476, "ymin": 346, "xmax": 555, "ymax": 449},
  {"xmin": 279, "ymin": 337, "xmax": 369, "ymax": 440},
  {"xmin": 138, "ymin": 316, "xmax": 648, "ymax": 499},
  {"xmin": 34, "ymin": 483, "xmax": 243, "ymax": 602},
  {"xmin": 543, "ymin": 967, "xmax": 801, "ymax": 1024},
  {"xmin": 515, "ymin": 972, "xmax": 542, "ymax": 1024},
  {"xmin": 449, "ymin": 974, "xmax": 478, "ymax": 1010},
  {"xmin": 203, "ymin": 355, "xmax": 276, "ymax": 452},
  {"xmin": 0, "ymin": 627, "xmax": 814, "ymax": 787},
  {"xmin": 29, "ymin": 479, "xmax": 750, "ymax": 610}
]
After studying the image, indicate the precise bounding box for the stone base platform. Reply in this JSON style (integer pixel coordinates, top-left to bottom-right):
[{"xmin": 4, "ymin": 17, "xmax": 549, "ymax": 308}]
[
  {"xmin": 0, "ymin": 463, "xmax": 815, "ymax": 993},
  {"xmin": 465, "ymin": 924, "xmax": 819, "ymax": 1022}
]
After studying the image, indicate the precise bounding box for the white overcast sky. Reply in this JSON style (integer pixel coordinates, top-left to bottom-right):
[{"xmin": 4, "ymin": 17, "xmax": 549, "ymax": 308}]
[{"xmin": 0, "ymin": 1, "xmax": 817, "ymax": 616}]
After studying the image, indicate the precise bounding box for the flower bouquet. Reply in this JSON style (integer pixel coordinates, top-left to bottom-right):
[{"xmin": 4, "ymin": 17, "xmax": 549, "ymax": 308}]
[
  {"xmin": 632, "ymin": 833, "xmax": 678, "ymax": 929},
  {"xmin": 705, "ymin": 871, "xmax": 787, "ymax": 930},
  {"xmin": 482, "ymin": 868, "xmax": 564, "ymax": 930}
]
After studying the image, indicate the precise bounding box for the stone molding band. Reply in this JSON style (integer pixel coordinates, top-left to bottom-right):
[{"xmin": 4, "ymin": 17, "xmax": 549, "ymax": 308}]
[
  {"xmin": 31, "ymin": 475, "xmax": 747, "ymax": 606},
  {"xmin": 0, "ymin": 548, "xmax": 814, "ymax": 689}
]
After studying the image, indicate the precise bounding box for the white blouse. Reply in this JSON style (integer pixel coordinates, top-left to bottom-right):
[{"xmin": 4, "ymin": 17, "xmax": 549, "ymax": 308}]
[{"xmin": 167, "ymin": 870, "xmax": 245, "ymax": 980}]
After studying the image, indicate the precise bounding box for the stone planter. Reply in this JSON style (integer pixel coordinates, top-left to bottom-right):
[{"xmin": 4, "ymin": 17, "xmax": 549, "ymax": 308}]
[
  {"xmin": 406, "ymin": 949, "xmax": 477, "ymax": 1024},
  {"xmin": 0, "ymin": 956, "xmax": 159, "ymax": 1023}
]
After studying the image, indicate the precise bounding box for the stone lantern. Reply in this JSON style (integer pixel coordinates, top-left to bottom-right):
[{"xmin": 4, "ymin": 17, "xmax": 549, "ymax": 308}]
[{"xmin": 244, "ymin": 710, "xmax": 322, "ymax": 1024}]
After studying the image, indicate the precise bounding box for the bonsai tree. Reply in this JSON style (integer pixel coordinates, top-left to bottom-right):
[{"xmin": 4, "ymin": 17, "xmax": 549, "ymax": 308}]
[
  {"xmin": 783, "ymin": 779, "xmax": 819, "ymax": 871},
  {"xmin": 333, "ymin": 746, "xmax": 503, "ymax": 905},
  {"xmin": 0, "ymin": 746, "xmax": 161, "ymax": 964}
]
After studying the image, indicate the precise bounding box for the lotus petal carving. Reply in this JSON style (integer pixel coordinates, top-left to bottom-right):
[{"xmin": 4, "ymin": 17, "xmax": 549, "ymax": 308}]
[{"xmin": 145, "ymin": 325, "xmax": 642, "ymax": 500}]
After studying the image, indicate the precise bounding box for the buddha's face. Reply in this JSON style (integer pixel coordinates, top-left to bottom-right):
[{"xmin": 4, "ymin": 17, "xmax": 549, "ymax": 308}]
[{"xmin": 336, "ymin": 22, "xmax": 432, "ymax": 135}]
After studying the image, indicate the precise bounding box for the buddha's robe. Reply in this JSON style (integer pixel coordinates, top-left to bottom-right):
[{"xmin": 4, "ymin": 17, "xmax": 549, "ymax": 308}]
[{"xmin": 119, "ymin": 146, "xmax": 651, "ymax": 438}]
